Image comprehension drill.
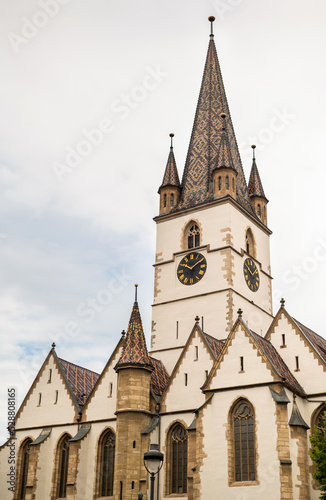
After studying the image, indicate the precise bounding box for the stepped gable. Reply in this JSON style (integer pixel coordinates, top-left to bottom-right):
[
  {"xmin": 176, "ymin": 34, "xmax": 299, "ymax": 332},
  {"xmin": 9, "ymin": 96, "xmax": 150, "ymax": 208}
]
[
  {"xmin": 58, "ymin": 358, "xmax": 100, "ymax": 406},
  {"xmin": 292, "ymin": 318, "xmax": 326, "ymax": 364},
  {"xmin": 203, "ymin": 332, "xmax": 224, "ymax": 359},
  {"xmin": 250, "ymin": 330, "xmax": 305, "ymax": 395},
  {"xmin": 150, "ymin": 357, "xmax": 170, "ymax": 396},
  {"xmin": 176, "ymin": 33, "xmax": 253, "ymax": 215},
  {"xmin": 115, "ymin": 300, "xmax": 153, "ymax": 369}
]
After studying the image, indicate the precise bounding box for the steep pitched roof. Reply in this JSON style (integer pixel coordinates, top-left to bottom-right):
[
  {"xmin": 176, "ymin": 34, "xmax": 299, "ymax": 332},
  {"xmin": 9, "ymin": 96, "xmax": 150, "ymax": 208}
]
[
  {"xmin": 250, "ymin": 330, "xmax": 305, "ymax": 395},
  {"xmin": 203, "ymin": 332, "xmax": 224, "ymax": 359},
  {"xmin": 58, "ymin": 358, "xmax": 100, "ymax": 407},
  {"xmin": 159, "ymin": 143, "xmax": 180, "ymax": 191},
  {"xmin": 150, "ymin": 357, "xmax": 170, "ymax": 396},
  {"xmin": 248, "ymin": 157, "xmax": 267, "ymax": 200},
  {"xmin": 115, "ymin": 301, "xmax": 153, "ymax": 369},
  {"xmin": 175, "ymin": 34, "xmax": 252, "ymax": 214},
  {"xmin": 292, "ymin": 318, "xmax": 326, "ymax": 364}
]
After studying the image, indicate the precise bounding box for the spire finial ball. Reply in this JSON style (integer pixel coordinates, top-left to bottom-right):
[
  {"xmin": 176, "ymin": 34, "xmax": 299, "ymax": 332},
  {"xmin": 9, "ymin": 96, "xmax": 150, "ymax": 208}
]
[
  {"xmin": 221, "ymin": 113, "xmax": 226, "ymax": 119},
  {"xmin": 169, "ymin": 133, "xmax": 174, "ymax": 138},
  {"xmin": 251, "ymin": 145, "xmax": 256, "ymax": 149},
  {"xmin": 208, "ymin": 16, "xmax": 215, "ymax": 22}
]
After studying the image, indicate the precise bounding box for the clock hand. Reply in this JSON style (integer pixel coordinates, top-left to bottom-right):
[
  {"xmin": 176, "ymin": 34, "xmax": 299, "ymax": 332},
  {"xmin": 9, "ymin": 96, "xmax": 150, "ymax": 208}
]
[{"xmin": 189, "ymin": 258, "xmax": 204, "ymax": 270}]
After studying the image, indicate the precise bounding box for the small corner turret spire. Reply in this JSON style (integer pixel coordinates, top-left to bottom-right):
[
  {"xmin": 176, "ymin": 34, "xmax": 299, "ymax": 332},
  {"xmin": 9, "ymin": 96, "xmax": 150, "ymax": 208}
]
[
  {"xmin": 212, "ymin": 113, "xmax": 237, "ymax": 199},
  {"xmin": 158, "ymin": 133, "xmax": 181, "ymax": 215},
  {"xmin": 248, "ymin": 146, "xmax": 269, "ymax": 225},
  {"xmin": 208, "ymin": 16, "xmax": 215, "ymax": 38}
]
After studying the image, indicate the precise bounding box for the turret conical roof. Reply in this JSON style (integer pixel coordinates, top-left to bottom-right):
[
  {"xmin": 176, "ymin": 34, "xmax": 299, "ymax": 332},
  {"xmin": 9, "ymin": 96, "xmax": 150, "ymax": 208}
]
[
  {"xmin": 115, "ymin": 299, "xmax": 153, "ymax": 370},
  {"xmin": 248, "ymin": 151, "xmax": 268, "ymax": 200},
  {"xmin": 159, "ymin": 137, "xmax": 180, "ymax": 191}
]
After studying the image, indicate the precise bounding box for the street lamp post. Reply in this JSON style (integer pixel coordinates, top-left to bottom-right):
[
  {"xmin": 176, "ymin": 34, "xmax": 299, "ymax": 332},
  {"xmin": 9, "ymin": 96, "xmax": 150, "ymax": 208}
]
[{"xmin": 143, "ymin": 444, "xmax": 164, "ymax": 500}]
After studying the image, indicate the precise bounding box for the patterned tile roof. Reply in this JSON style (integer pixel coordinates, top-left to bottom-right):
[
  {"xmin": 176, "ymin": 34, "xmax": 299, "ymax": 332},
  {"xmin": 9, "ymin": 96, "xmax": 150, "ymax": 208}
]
[
  {"xmin": 159, "ymin": 147, "xmax": 180, "ymax": 190},
  {"xmin": 58, "ymin": 358, "xmax": 100, "ymax": 406},
  {"xmin": 203, "ymin": 332, "xmax": 224, "ymax": 359},
  {"xmin": 248, "ymin": 158, "xmax": 267, "ymax": 200},
  {"xmin": 115, "ymin": 301, "xmax": 153, "ymax": 369},
  {"xmin": 292, "ymin": 318, "xmax": 326, "ymax": 364},
  {"xmin": 150, "ymin": 357, "xmax": 170, "ymax": 396},
  {"xmin": 250, "ymin": 330, "xmax": 305, "ymax": 395},
  {"xmin": 174, "ymin": 36, "xmax": 254, "ymax": 215}
]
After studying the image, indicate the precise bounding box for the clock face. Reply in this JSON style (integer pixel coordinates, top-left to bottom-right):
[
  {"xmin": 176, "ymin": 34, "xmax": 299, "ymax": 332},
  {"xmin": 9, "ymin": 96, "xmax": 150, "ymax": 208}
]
[
  {"xmin": 177, "ymin": 252, "xmax": 207, "ymax": 286},
  {"xmin": 243, "ymin": 258, "xmax": 260, "ymax": 292}
]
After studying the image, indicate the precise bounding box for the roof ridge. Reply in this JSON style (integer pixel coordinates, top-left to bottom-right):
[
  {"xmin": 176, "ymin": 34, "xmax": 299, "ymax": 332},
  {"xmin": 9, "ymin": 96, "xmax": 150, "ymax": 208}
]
[{"xmin": 58, "ymin": 357, "xmax": 100, "ymax": 376}]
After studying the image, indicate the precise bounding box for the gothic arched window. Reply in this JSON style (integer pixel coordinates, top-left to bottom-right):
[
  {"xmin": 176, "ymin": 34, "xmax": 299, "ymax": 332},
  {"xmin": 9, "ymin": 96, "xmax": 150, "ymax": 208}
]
[
  {"xmin": 164, "ymin": 194, "xmax": 167, "ymax": 207},
  {"xmin": 257, "ymin": 204, "xmax": 261, "ymax": 218},
  {"xmin": 226, "ymin": 175, "xmax": 229, "ymax": 190},
  {"xmin": 314, "ymin": 405, "xmax": 326, "ymax": 434},
  {"xmin": 187, "ymin": 223, "xmax": 200, "ymax": 249},
  {"xmin": 100, "ymin": 430, "xmax": 116, "ymax": 497},
  {"xmin": 57, "ymin": 435, "xmax": 70, "ymax": 498},
  {"xmin": 170, "ymin": 193, "xmax": 174, "ymax": 207},
  {"xmin": 232, "ymin": 399, "xmax": 256, "ymax": 482},
  {"xmin": 18, "ymin": 438, "xmax": 32, "ymax": 500},
  {"xmin": 168, "ymin": 423, "xmax": 188, "ymax": 494},
  {"xmin": 245, "ymin": 228, "xmax": 255, "ymax": 257},
  {"xmin": 218, "ymin": 176, "xmax": 222, "ymax": 190}
]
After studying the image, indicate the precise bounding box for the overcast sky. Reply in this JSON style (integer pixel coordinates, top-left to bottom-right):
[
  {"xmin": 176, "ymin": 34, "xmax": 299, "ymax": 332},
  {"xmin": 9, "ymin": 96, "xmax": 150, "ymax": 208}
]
[{"xmin": 0, "ymin": 0, "xmax": 325, "ymax": 444}]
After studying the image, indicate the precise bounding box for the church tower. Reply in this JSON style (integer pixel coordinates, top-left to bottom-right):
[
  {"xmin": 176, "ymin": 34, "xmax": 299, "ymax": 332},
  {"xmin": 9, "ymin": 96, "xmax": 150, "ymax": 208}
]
[
  {"xmin": 114, "ymin": 288, "xmax": 153, "ymax": 500},
  {"xmin": 151, "ymin": 17, "xmax": 273, "ymax": 372}
]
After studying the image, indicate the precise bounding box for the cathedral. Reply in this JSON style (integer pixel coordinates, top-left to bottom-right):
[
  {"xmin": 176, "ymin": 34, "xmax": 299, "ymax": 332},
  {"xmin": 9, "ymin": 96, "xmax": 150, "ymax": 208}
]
[{"xmin": 1, "ymin": 16, "xmax": 326, "ymax": 500}]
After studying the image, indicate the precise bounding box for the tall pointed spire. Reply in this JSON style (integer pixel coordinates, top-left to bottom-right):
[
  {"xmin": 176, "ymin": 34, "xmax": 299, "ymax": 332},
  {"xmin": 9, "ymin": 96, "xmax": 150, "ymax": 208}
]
[
  {"xmin": 115, "ymin": 286, "xmax": 153, "ymax": 370},
  {"xmin": 175, "ymin": 17, "xmax": 252, "ymax": 213},
  {"xmin": 159, "ymin": 133, "xmax": 180, "ymax": 191}
]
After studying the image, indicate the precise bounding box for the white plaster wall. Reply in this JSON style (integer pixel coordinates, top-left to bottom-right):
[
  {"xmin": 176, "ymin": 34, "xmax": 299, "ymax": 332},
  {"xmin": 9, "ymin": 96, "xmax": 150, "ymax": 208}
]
[
  {"xmin": 163, "ymin": 330, "xmax": 214, "ymax": 412},
  {"xmin": 209, "ymin": 325, "xmax": 274, "ymax": 391},
  {"xmin": 17, "ymin": 355, "xmax": 76, "ymax": 429},
  {"xmin": 85, "ymin": 346, "xmax": 122, "ymax": 421},
  {"xmin": 201, "ymin": 387, "xmax": 280, "ymax": 499},
  {"xmin": 269, "ymin": 315, "xmax": 326, "ymax": 394}
]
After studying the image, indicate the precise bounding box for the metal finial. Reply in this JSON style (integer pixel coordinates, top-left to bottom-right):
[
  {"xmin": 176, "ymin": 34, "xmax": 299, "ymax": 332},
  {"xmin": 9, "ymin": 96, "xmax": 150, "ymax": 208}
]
[
  {"xmin": 121, "ymin": 329, "xmax": 126, "ymax": 339},
  {"xmin": 52, "ymin": 342, "xmax": 56, "ymax": 349},
  {"xmin": 134, "ymin": 283, "xmax": 138, "ymax": 302},
  {"xmin": 251, "ymin": 144, "xmax": 256, "ymax": 161},
  {"xmin": 280, "ymin": 298, "xmax": 285, "ymax": 308},
  {"xmin": 195, "ymin": 315, "xmax": 200, "ymax": 323},
  {"xmin": 208, "ymin": 16, "xmax": 215, "ymax": 37},
  {"xmin": 169, "ymin": 133, "xmax": 174, "ymax": 149},
  {"xmin": 237, "ymin": 308, "xmax": 243, "ymax": 318}
]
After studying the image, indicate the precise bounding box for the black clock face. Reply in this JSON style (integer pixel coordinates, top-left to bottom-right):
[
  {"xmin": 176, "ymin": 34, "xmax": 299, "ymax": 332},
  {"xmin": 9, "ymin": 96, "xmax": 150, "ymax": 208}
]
[
  {"xmin": 243, "ymin": 258, "xmax": 260, "ymax": 292},
  {"xmin": 177, "ymin": 252, "xmax": 207, "ymax": 286}
]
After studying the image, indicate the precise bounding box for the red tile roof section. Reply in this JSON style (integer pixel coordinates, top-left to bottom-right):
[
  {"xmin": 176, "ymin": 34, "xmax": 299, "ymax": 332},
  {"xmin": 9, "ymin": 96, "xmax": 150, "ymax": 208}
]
[
  {"xmin": 292, "ymin": 318, "xmax": 326, "ymax": 364},
  {"xmin": 150, "ymin": 357, "xmax": 170, "ymax": 396},
  {"xmin": 203, "ymin": 332, "xmax": 224, "ymax": 359},
  {"xmin": 58, "ymin": 358, "xmax": 100, "ymax": 406},
  {"xmin": 248, "ymin": 159, "xmax": 267, "ymax": 200},
  {"xmin": 160, "ymin": 148, "xmax": 180, "ymax": 190}
]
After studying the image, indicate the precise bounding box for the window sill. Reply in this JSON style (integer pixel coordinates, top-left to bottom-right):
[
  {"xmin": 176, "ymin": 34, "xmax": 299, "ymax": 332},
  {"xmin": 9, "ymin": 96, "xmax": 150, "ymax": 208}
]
[
  {"xmin": 229, "ymin": 480, "xmax": 259, "ymax": 487},
  {"xmin": 280, "ymin": 345, "xmax": 287, "ymax": 348}
]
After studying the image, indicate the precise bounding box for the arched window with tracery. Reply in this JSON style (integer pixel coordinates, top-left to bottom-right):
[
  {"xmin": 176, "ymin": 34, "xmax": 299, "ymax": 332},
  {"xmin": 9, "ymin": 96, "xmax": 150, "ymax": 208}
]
[
  {"xmin": 18, "ymin": 438, "xmax": 32, "ymax": 500},
  {"xmin": 57, "ymin": 435, "xmax": 70, "ymax": 498},
  {"xmin": 245, "ymin": 228, "xmax": 255, "ymax": 257},
  {"xmin": 314, "ymin": 405, "xmax": 326, "ymax": 434},
  {"xmin": 187, "ymin": 223, "xmax": 200, "ymax": 249},
  {"xmin": 232, "ymin": 399, "xmax": 256, "ymax": 482},
  {"xmin": 168, "ymin": 423, "xmax": 188, "ymax": 494},
  {"xmin": 98, "ymin": 430, "xmax": 116, "ymax": 497}
]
